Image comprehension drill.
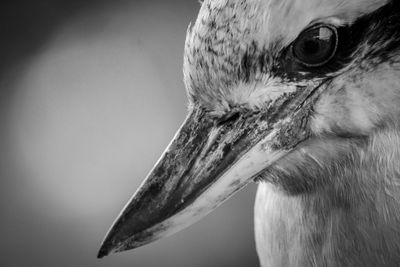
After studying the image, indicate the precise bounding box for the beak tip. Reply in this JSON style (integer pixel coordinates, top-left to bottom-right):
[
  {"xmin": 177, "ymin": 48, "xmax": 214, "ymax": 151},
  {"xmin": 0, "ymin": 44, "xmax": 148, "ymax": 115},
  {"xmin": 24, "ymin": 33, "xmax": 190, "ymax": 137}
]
[
  {"xmin": 97, "ymin": 216, "xmax": 131, "ymax": 259},
  {"xmin": 97, "ymin": 240, "xmax": 126, "ymax": 259},
  {"xmin": 97, "ymin": 246, "xmax": 109, "ymax": 259},
  {"xmin": 97, "ymin": 231, "xmax": 123, "ymax": 259},
  {"xmin": 97, "ymin": 239, "xmax": 115, "ymax": 259},
  {"xmin": 97, "ymin": 226, "xmax": 147, "ymax": 259}
]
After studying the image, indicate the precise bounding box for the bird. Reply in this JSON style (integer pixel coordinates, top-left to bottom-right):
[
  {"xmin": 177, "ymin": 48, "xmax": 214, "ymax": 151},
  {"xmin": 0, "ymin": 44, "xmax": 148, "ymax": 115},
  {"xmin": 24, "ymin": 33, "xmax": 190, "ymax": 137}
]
[{"xmin": 98, "ymin": 0, "xmax": 400, "ymax": 266}]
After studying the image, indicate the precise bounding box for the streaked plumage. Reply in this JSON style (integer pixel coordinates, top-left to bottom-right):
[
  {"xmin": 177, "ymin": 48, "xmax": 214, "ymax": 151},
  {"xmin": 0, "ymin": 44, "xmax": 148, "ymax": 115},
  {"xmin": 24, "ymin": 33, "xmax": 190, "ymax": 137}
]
[{"xmin": 99, "ymin": 0, "xmax": 400, "ymax": 266}]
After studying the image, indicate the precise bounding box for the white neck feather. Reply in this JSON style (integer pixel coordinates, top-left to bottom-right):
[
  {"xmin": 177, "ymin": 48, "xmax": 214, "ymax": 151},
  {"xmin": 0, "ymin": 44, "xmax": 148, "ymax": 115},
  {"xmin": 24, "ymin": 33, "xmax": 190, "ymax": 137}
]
[{"xmin": 255, "ymin": 128, "xmax": 400, "ymax": 267}]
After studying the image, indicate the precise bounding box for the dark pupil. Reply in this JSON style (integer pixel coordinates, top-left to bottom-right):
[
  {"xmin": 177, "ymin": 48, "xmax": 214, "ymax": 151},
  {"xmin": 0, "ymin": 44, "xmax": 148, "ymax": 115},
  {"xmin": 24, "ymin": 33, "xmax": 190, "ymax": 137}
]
[
  {"xmin": 293, "ymin": 27, "xmax": 336, "ymax": 66},
  {"xmin": 302, "ymin": 40, "xmax": 320, "ymax": 55}
]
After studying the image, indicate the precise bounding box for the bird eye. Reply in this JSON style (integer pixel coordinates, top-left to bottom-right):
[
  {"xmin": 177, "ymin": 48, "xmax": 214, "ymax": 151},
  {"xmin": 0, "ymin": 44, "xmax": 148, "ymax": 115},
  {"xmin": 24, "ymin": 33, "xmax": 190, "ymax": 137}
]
[{"xmin": 292, "ymin": 25, "xmax": 338, "ymax": 67}]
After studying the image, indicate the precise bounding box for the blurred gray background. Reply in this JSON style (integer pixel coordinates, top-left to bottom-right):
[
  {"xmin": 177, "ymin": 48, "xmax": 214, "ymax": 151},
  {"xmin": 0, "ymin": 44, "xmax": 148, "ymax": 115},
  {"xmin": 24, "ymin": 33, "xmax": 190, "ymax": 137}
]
[{"xmin": 0, "ymin": 0, "xmax": 259, "ymax": 266}]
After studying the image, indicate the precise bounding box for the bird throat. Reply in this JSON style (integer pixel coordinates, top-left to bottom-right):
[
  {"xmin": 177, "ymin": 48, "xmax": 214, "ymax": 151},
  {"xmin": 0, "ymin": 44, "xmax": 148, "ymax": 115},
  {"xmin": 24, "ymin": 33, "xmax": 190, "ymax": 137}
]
[{"xmin": 254, "ymin": 129, "xmax": 400, "ymax": 267}]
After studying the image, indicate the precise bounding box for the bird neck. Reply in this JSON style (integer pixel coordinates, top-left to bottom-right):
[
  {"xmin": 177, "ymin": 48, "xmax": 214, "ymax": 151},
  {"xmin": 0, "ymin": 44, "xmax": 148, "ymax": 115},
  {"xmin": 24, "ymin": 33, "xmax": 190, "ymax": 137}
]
[{"xmin": 255, "ymin": 128, "xmax": 400, "ymax": 267}]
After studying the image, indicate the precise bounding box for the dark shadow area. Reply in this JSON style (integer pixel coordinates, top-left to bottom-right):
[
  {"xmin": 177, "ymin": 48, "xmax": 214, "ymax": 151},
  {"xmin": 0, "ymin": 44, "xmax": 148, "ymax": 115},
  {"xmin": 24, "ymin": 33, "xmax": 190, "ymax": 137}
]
[{"xmin": 0, "ymin": 0, "xmax": 122, "ymax": 78}]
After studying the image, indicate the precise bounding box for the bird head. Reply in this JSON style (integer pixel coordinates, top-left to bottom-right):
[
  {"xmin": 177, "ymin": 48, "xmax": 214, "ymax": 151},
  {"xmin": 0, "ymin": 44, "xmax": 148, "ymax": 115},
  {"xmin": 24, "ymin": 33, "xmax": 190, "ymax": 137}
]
[{"xmin": 98, "ymin": 0, "xmax": 400, "ymax": 257}]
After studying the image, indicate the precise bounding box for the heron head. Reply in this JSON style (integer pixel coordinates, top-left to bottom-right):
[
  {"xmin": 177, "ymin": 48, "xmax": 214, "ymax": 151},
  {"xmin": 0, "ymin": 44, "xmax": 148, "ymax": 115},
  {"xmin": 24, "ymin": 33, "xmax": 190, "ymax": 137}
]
[{"xmin": 98, "ymin": 0, "xmax": 400, "ymax": 257}]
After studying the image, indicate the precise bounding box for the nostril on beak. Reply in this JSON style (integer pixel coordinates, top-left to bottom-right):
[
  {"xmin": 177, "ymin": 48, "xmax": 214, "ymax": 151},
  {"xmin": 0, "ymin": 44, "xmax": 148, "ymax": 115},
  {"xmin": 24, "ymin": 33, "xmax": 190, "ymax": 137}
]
[{"xmin": 215, "ymin": 111, "xmax": 241, "ymax": 126}]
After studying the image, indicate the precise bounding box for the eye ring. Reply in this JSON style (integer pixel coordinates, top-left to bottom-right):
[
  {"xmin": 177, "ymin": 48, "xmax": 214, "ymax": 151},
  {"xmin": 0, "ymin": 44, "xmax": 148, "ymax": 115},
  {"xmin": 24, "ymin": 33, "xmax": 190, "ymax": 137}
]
[{"xmin": 292, "ymin": 24, "xmax": 338, "ymax": 67}]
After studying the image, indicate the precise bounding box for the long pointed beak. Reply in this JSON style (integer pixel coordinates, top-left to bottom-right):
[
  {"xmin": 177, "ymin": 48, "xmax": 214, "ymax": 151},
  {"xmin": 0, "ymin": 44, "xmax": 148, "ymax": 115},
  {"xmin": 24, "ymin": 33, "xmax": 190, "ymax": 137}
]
[{"xmin": 98, "ymin": 86, "xmax": 319, "ymax": 258}]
